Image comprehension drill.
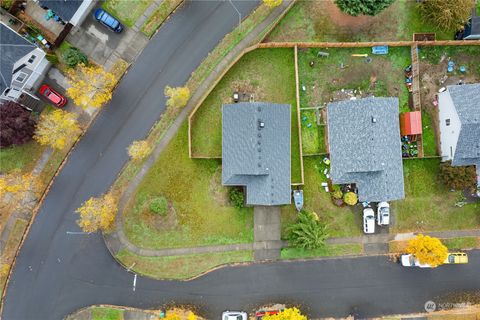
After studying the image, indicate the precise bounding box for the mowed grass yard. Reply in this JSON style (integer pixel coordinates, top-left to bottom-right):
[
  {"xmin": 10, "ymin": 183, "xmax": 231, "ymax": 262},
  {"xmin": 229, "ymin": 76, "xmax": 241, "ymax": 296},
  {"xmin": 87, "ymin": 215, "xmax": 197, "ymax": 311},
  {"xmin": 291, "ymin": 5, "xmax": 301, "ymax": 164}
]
[
  {"xmin": 300, "ymin": 109, "xmax": 326, "ymax": 155},
  {"xmin": 123, "ymin": 122, "xmax": 254, "ymax": 250},
  {"xmin": 190, "ymin": 48, "xmax": 302, "ymax": 183},
  {"xmin": 267, "ymin": 0, "xmax": 455, "ymax": 42},
  {"xmin": 392, "ymin": 159, "xmax": 480, "ymax": 232},
  {"xmin": 116, "ymin": 249, "xmax": 253, "ymax": 279},
  {"xmin": 0, "ymin": 141, "xmax": 44, "ymax": 174},
  {"xmin": 281, "ymin": 156, "xmax": 362, "ymax": 238},
  {"xmin": 102, "ymin": 0, "xmax": 153, "ymax": 28}
]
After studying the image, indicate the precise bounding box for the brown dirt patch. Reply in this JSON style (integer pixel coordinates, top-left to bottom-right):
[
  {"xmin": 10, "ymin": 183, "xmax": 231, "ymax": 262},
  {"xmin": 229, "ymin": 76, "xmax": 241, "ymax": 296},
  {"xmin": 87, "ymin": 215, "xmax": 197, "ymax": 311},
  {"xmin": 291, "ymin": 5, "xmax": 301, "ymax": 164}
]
[{"xmin": 209, "ymin": 167, "xmax": 230, "ymax": 207}]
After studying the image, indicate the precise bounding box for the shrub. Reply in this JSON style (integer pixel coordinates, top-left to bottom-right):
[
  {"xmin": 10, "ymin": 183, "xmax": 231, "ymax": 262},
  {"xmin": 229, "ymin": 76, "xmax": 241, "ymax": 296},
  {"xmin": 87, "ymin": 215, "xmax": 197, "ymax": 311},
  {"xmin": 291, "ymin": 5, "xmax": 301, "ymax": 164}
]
[
  {"xmin": 343, "ymin": 192, "xmax": 358, "ymax": 206},
  {"xmin": 229, "ymin": 188, "xmax": 244, "ymax": 209},
  {"xmin": 127, "ymin": 140, "xmax": 151, "ymax": 161},
  {"xmin": 286, "ymin": 211, "xmax": 329, "ymax": 250},
  {"xmin": 420, "ymin": 0, "xmax": 474, "ymax": 31},
  {"xmin": 331, "ymin": 185, "xmax": 343, "ymax": 199},
  {"xmin": 63, "ymin": 47, "xmax": 88, "ymax": 68},
  {"xmin": 439, "ymin": 161, "xmax": 476, "ymax": 191},
  {"xmin": 335, "ymin": 0, "xmax": 395, "ymax": 16},
  {"xmin": 46, "ymin": 53, "xmax": 59, "ymax": 64},
  {"xmin": 0, "ymin": 101, "xmax": 36, "ymax": 148},
  {"xmin": 150, "ymin": 196, "xmax": 168, "ymax": 216}
]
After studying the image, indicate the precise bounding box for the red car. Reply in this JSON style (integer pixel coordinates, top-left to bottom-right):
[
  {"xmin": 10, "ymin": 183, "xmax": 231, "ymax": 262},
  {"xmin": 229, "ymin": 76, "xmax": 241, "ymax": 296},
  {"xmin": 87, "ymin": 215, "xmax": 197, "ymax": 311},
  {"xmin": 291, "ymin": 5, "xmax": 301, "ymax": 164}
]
[{"xmin": 39, "ymin": 84, "xmax": 67, "ymax": 107}]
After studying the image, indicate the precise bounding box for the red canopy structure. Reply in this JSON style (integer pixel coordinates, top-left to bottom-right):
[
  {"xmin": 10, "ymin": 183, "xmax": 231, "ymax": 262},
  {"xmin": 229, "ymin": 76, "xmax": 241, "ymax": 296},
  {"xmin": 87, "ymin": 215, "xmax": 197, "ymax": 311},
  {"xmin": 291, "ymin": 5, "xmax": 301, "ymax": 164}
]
[{"xmin": 400, "ymin": 111, "xmax": 422, "ymax": 136}]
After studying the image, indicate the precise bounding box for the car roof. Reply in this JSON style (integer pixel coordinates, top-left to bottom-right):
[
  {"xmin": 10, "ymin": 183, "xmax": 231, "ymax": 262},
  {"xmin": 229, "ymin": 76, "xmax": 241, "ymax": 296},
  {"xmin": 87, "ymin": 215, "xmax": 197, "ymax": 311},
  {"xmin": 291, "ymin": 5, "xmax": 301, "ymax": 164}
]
[{"xmin": 100, "ymin": 11, "xmax": 118, "ymax": 28}]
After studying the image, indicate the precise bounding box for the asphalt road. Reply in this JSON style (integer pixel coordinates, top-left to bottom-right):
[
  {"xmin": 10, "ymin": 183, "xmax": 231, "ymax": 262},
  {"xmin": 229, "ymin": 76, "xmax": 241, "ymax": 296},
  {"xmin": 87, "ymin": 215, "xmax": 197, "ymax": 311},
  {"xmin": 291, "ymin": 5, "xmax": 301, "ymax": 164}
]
[{"xmin": 3, "ymin": 1, "xmax": 480, "ymax": 319}]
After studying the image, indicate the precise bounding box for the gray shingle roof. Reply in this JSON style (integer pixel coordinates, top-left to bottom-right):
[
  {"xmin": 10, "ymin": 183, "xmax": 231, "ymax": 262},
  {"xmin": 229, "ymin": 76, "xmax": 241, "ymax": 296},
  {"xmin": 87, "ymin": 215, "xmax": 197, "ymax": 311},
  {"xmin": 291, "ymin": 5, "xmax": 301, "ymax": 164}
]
[
  {"xmin": 0, "ymin": 23, "xmax": 37, "ymax": 94},
  {"xmin": 222, "ymin": 102, "xmax": 291, "ymax": 206},
  {"xmin": 447, "ymin": 83, "xmax": 480, "ymax": 168},
  {"xmin": 327, "ymin": 97, "xmax": 405, "ymax": 202},
  {"xmin": 38, "ymin": 0, "xmax": 83, "ymax": 21}
]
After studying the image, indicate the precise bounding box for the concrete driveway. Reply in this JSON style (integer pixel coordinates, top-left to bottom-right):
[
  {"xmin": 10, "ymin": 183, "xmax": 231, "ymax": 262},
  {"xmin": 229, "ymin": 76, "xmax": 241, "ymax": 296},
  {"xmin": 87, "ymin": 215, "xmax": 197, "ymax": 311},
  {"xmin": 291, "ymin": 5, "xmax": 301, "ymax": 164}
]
[{"xmin": 66, "ymin": 2, "xmax": 149, "ymax": 67}]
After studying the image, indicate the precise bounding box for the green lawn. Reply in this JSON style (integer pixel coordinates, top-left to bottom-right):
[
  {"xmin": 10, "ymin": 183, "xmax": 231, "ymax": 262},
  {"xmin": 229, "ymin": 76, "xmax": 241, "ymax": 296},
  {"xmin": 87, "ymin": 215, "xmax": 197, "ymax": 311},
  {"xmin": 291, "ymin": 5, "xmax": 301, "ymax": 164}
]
[
  {"xmin": 116, "ymin": 249, "xmax": 253, "ymax": 279},
  {"xmin": 91, "ymin": 307, "xmax": 124, "ymax": 320},
  {"xmin": 102, "ymin": 0, "xmax": 153, "ymax": 28},
  {"xmin": 392, "ymin": 159, "xmax": 480, "ymax": 232},
  {"xmin": 190, "ymin": 48, "xmax": 302, "ymax": 183},
  {"xmin": 141, "ymin": 0, "xmax": 183, "ymax": 37},
  {"xmin": 421, "ymin": 110, "xmax": 437, "ymax": 156},
  {"xmin": 123, "ymin": 122, "xmax": 254, "ymax": 249},
  {"xmin": 282, "ymin": 156, "xmax": 362, "ymax": 238},
  {"xmin": 443, "ymin": 237, "xmax": 480, "ymax": 250},
  {"xmin": 300, "ymin": 109, "xmax": 326, "ymax": 155},
  {"xmin": 298, "ymin": 47, "xmax": 411, "ymax": 112},
  {"xmin": 281, "ymin": 243, "xmax": 363, "ymax": 259},
  {"xmin": 267, "ymin": 0, "xmax": 454, "ymax": 42},
  {"xmin": 0, "ymin": 141, "xmax": 44, "ymax": 174}
]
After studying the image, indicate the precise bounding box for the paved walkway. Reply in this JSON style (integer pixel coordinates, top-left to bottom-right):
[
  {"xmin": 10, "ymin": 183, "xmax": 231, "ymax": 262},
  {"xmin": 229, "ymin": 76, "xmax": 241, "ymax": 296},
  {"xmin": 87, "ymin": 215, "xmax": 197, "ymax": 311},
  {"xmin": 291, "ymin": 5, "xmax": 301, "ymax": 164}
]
[
  {"xmin": 132, "ymin": 0, "xmax": 165, "ymax": 33},
  {"xmin": 104, "ymin": 0, "xmax": 295, "ymax": 259}
]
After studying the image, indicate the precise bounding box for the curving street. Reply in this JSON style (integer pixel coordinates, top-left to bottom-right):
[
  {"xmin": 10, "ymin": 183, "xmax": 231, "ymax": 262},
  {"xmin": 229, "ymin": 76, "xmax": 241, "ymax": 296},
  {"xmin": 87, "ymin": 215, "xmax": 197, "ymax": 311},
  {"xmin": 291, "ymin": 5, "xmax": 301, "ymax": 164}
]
[{"xmin": 3, "ymin": 1, "xmax": 480, "ymax": 320}]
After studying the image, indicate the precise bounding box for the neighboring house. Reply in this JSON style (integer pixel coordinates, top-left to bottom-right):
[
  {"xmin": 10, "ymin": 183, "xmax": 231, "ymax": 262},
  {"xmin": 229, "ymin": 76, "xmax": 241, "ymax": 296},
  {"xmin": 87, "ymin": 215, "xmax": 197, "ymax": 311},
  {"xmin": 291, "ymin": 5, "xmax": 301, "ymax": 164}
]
[
  {"xmin": 462, "ymin": 16, "xmax": 480, "ymax": 40},
  {"xmin": 19, "ymin": 0, "xmax": 96, "ymax": 46},
  {"xmin": 327, "ymin": 97, "xmax": 405, "ymax": 203},
  {"xmin": 37, "ymin": 0, "xmax": 95, "ymax": 28},
  {"xmin": 0, "ymin": 22, "xmax": 50, "ymax": 111},
  {"xmin": 438, "ymin": 83, "xmax": 480, "ymax": 176},
  {"xmin": 222, "ymin": 102, "xmax": 291, "ymax": 206}
]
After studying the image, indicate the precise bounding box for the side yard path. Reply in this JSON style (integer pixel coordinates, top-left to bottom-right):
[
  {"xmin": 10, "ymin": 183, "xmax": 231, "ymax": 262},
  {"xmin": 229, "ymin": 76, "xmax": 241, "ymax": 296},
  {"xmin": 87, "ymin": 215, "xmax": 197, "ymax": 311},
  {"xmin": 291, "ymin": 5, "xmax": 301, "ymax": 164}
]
[{"xmin": 104, "ymin": 0, "xmax": 295, "ymax": 262}]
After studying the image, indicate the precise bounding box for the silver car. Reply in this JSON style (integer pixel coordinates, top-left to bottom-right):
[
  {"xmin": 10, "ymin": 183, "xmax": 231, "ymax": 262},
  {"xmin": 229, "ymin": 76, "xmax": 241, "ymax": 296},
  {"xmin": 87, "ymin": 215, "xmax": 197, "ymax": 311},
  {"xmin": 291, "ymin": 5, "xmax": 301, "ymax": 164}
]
[{"xmin": 222, "ymin": 311, "xmax": 248, "ymax": 320}]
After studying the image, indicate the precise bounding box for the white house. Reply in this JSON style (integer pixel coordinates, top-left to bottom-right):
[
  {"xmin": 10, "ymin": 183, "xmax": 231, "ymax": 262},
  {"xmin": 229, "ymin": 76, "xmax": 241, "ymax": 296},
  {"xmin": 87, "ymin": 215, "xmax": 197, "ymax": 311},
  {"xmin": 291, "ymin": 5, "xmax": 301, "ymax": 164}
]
[
  {"xmin": 0, "ymin": 22, "xmax": 51, "ymax": 111},
  {"xmin": 438, "ymin": 83, "xmax": 480, "ymax": 190}
]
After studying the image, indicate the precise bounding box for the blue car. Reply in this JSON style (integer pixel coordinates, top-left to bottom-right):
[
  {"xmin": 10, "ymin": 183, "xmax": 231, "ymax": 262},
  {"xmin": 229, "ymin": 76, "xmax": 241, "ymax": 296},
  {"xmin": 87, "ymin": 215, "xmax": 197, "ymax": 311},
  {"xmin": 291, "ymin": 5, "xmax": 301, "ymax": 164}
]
[{"xmin": 93, "ymin": 9, "xmax": 123, "ymax": 33}]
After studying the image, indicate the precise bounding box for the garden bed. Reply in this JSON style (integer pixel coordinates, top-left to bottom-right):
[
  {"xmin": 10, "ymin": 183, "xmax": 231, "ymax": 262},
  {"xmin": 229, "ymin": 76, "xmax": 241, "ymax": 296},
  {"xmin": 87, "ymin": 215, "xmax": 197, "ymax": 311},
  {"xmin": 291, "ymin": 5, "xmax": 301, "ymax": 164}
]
[
  {"xmin": 392, "ymin": 158, "xmax": 480, "ymax": 233},
  {"xmin": 266, "ymin": 0, "xmax": 454, "ymax": 42},
  {"xmin": 189, "ymin": 48, "xmax": 302, "ymax": 183},
  {"xmin": 123, "ymin": 122, "xmax": 254, "ymax": 250}
]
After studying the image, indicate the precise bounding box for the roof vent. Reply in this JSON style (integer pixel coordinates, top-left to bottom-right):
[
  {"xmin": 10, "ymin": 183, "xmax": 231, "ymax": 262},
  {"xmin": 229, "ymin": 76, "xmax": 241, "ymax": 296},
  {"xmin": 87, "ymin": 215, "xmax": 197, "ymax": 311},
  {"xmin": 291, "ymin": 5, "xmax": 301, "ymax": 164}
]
[
  {"xmin": 371, "ymin": 116, "xmax": 377, "ymax": 123},
  {"xmin": 258, "ymin": 120, "xmax": 265, "ymax": 129}
]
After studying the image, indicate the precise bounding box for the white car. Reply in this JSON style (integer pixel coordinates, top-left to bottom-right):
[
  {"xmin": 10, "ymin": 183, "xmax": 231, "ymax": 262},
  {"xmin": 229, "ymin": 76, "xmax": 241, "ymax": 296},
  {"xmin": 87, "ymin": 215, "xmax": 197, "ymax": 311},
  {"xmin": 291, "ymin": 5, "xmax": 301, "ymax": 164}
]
[
  {"xmin": 400, "ymin": 254, "xmax": 432, "ymax": 268},
  {"xmin": 363, "ymin": 207, "xmax": 375, "ymax": 234},
  {"xmin": 222, "ymin": 311, "xmax": 248, "ymax": 320},
  {"xmin": 377, "ymin": 201, "xmax": 390, "ymax": 226}
]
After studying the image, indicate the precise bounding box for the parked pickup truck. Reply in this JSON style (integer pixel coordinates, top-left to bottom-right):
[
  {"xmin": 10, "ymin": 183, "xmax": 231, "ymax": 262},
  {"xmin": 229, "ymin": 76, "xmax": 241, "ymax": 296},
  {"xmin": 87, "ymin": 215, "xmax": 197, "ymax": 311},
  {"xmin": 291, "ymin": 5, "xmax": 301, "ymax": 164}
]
[{"xmin": 401, "ymin": 252, "xmax": 468, "ymax": 268}]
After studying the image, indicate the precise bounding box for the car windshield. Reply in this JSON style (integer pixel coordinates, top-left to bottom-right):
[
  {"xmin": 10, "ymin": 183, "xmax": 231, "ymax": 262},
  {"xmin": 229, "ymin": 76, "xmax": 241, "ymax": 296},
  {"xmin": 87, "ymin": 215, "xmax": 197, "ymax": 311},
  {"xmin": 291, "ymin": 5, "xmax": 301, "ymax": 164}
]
[
  {"xmin": 380, "ymin": 207, "xmax": 389, "ymax": 214},
  {"xmin": 44, "ymin": 88, "xmax": 51, "ymax": 95}
]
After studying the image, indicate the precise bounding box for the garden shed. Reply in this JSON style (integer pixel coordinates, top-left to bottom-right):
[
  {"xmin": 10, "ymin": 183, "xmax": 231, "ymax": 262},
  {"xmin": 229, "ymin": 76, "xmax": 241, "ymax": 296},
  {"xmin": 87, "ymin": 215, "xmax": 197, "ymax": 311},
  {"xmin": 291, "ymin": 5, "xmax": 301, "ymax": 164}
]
[{"xmin": 400, "ymin": 111, "xmax": 422, "ymax": 136}]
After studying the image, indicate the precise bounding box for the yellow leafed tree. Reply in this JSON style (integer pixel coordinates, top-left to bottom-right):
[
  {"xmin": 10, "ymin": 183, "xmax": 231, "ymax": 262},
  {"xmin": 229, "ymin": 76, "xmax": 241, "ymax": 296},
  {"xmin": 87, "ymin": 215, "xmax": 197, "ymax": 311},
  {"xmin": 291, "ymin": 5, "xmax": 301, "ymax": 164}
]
[
  {"xmin": 34, "ymin": 109, "xmax": 81, "ymax": 150},
  {"xmin": 164, "ymin": 313, "xmax": 181, "ymax": 320},
  {"xmin": 263, "ymin": 0, "xmax": 282, "ymax": 7},
  {"xmin": 164, "ymin": 86, "xmax": 190, "ymax": 109},
  {"xmin": 66, "ymin": 63, "xmax": 116, "ymax": 109},
  {"xmin": 406, "ymin": 234, "xmax": 448, "ymax": 268},
  {"xmin": 127, "ymin": 140, "xmax": 151, "ymax": 161},
  {"xmin": 263, "ymin": 307, "xmax": 307, "ymax": 320},
  {"xmin": 75, "ymin": 193, "xmax": 117, "ymax": 233}
]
